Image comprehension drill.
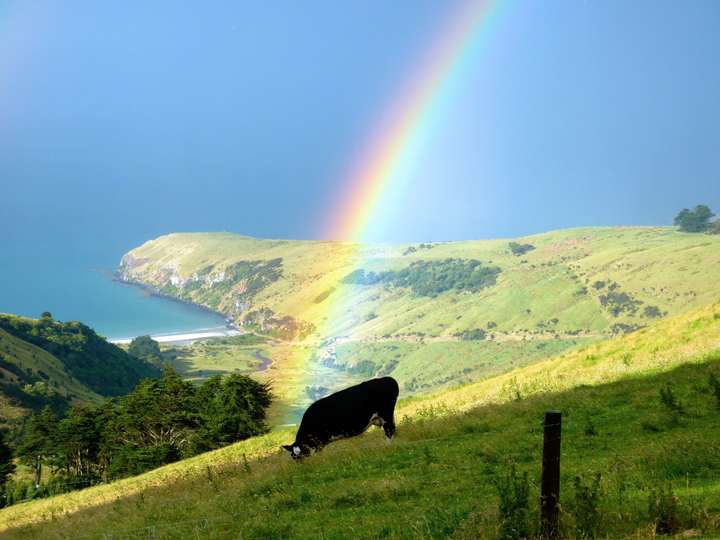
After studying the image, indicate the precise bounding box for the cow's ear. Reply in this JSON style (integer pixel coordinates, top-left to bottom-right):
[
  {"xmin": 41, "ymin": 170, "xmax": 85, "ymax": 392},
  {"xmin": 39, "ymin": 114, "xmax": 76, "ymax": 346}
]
[{"xmin": 281, "ymin": 445, "xmax": 294, "ymax": 452}]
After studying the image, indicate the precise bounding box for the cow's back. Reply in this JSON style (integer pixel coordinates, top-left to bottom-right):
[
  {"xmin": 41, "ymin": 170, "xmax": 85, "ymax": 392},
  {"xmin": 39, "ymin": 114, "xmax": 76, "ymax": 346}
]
[{"xmin": 298, "ymin": 377, "xmax": 398, "ymax": 445}]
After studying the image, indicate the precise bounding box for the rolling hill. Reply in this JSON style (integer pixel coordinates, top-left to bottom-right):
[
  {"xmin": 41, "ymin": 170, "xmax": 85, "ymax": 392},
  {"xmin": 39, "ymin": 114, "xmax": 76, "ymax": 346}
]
[
  {"xmin": 116, "ymin": 226, "xmax": 720, "ymax": 418},
  {"xmin": 0, "ymin": 314, "xmax": 161, "ymax": 442},
  {"xmin": 1, "ymin": 297, "xmax": 719, "ymax": 539}
]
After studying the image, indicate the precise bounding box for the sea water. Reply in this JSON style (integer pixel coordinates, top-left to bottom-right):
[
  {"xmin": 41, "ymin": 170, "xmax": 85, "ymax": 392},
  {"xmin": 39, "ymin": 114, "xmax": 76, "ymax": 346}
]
[{"xmin": 0, "ymin": 236, "xmax": 228, "ymax": 341}]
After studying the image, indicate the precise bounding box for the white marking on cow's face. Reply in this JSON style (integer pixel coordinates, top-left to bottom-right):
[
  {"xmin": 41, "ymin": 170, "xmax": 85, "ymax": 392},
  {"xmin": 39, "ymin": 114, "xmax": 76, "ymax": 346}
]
[{"xmin": 293, "ymin": 446, "xmax": 301, "ymax": 456}]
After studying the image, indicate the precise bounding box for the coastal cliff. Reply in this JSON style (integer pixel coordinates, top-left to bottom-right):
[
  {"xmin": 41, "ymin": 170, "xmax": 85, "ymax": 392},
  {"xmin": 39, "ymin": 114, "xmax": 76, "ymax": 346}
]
[
  {"xmin": 117, "ymin": 235, "xmax": 316, "ymax": 341},
  {"xmin": 118, "ymin": 229, "xmax": 720, "ymax": 348}
]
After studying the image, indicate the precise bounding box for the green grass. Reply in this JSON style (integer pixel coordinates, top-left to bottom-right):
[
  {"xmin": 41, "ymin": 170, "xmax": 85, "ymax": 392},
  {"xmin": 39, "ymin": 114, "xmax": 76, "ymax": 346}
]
[
  {"xmin": 0, "ymin": 324, "xmax": 104, "ymax": 442},
  {"xmin": 161, "ymin": 343, "xmax": 266, "ymax": 383},
  {"xmin": 334, "ymin": 338, "xmax": 597, "ymax": 394},
  {"xmin": 115, "ymin": 227, "xmax": 720, "ymax": 408},
  {"xmin": 3, "ymin": 299, "xmax": 720, "ymax": 538}
]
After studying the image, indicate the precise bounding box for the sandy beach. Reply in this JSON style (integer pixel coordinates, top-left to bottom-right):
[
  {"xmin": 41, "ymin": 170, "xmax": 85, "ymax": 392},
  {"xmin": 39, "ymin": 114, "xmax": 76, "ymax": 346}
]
[{"xmin": 110, "ymin": 327, "xmax": 241, "ymax": 346}]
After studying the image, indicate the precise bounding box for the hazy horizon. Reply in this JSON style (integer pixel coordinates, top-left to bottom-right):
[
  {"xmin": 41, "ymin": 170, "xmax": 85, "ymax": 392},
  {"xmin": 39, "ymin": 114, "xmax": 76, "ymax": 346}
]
[{"xmin": 2, "ymin": 0, "xmax": 719, "ymax": 325}]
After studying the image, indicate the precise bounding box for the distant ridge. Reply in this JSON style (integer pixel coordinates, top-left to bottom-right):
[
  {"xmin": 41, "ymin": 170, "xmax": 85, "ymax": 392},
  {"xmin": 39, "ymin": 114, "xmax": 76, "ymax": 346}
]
[{"xmin": 116, "ymin": 226, "xmax": 720, "ymax": 402}]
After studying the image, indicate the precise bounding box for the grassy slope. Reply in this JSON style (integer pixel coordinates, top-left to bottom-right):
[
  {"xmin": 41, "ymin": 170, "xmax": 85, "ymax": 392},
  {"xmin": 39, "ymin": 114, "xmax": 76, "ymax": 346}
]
[
  {"xmin": 122, "ymin": 228, "xmax": 720, "ymax": 340},
  {"xmin": 0, "ymin": 324, "xmax": 104, "ymax": 436},
  {"xmin": 119, "ymin": 227, "xmax": 720, "ymax": 421},
  {"xmin": 2, "ymin": 299, "xmax": 720, "ymax": 539}
]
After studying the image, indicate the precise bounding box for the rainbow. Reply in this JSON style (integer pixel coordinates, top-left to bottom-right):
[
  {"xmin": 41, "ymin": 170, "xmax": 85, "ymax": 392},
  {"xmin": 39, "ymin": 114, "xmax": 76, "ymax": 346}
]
[
  {"xmin": 321, "ymin": 0, "xmax": 510, "ymax": 243},
  {"xmin": 302, "ymin": 0, "xmax": 512, "ymax": 373}
]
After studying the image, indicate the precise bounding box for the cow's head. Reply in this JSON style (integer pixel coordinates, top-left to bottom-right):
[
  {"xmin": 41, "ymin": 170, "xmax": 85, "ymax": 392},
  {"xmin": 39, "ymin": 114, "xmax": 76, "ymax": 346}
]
[{"xmin": 282, "ymin": 443, "xmax": 311, "ymax": 460}]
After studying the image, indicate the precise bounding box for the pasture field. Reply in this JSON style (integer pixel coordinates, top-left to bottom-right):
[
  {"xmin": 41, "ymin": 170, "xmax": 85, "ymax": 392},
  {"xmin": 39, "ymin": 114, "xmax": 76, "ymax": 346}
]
[
  {"xmin": 2, "ymin": 298, "xmax": 720, "ymax": 539},
  {"xmin": 120, "ymin": 228, "xmax": 720, "ymax": 344},
  {"xmin": 161, "ymin": 343, "xmax": 266, "ymax": 382},
  {"xmin": 116, "ymin": 227, "xmax": 720, "ymax": 413}
]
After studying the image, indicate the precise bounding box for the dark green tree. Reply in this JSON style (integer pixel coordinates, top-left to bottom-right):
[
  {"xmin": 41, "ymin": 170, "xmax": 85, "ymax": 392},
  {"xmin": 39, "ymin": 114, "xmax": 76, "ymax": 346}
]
[
  {"xmin": 107, "ymin": 366, "xmax": 198, "ymax": 475},
  {"xmin": 192, "ymin": 374, "xmax": 272, "ymax": 453},
  {"xmin": 55, "ymin": 404, "xmax": 104, "ymax": 477},
  {"xmin": 16, "ymin": 406, "xmax": 57, "ymax": 486},
  {"xmin": 0, "ymin": 430, "xmax": 16, "ymax": 486},
  {"xmin": 708, "ymin": 219, "xmax": 720, "ymax": 235},
  {"xmin": 128, "ymin": 335, "xmax": 162, "ymax": 361},
  {"xmin": 674, "ymin": 204, "xmax": 715, "ymax": 232}
]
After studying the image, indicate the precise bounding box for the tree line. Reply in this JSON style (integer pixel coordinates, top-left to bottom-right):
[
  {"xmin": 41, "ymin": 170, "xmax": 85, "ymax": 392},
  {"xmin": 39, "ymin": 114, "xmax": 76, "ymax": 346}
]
[
  {"xmin": 0, "ymin": 313, "xmax": 161, "ymax": 398},
  {"xmin": 0, "ymin": 366, "xmax": 272, "ymax": 508},
  {"xmin": 342, "ymin": 258, "xmax": 502, "ymax": 298}
]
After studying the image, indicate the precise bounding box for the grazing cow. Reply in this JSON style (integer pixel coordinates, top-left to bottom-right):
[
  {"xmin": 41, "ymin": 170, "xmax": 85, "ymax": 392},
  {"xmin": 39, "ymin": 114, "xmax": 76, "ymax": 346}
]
[{"xmin": 282, "ymin": 376, "xmax": 399, "ymax": 459}]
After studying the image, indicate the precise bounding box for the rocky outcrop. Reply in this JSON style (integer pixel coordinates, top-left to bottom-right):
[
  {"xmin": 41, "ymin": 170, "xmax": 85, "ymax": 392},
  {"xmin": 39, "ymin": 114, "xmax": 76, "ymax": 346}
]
[
  {"xmin": 118, "ymin": 255, "xmax": 150, "ymax": 280},
  {"xmin": 240, "ymin": 308, "xmax": 315, "ymax": 342}
]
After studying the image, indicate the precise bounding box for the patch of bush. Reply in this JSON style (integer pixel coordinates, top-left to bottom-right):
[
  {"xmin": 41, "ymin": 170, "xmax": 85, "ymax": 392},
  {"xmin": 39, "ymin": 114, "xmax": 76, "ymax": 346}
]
[
  {"xmin": 493, "ymin": 464, "xmax": 531, "ymax": 540},
  {"xmin": 343, "ymin": 259, "xmax": 501, "ymax": 298},
  {"xmin": 305, "ymin": 385, "xmax": 329, "ymax": 401},
  {"xmin": 454, "ymin": 328, "xmax": 487, "ymax": 341},
  {"xmin": 509, "ymin": 242, "xmax": 535, "ymax": 256},
  {"xmin": 347, "ymin": 360, "xmax": 377, "ymax": 377},
  {"xmin": 599, "ymin": 290, "xmax": 644, "ymax": 316},
  {"xmin": 571, "ymin": 473, "xmax": 603, "ymax": 538}
]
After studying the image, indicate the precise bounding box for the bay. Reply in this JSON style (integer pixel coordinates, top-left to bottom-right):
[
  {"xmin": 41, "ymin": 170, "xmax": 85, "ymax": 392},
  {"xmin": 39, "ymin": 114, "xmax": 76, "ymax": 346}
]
[{"xmin": 0, "ymin": 236, "xmax": 228, "ymax": 342}]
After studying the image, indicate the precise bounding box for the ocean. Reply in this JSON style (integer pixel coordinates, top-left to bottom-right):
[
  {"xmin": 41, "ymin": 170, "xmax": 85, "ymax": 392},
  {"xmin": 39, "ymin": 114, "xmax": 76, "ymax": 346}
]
[{"xmin": 0, "ymin": 233, "xmax": 228, "ymax": 342}]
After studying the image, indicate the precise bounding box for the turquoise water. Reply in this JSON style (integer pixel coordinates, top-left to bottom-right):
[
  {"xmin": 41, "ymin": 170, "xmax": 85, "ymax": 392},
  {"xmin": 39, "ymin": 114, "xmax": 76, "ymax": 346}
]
[
  {"xmin": 0, "ymin": 238, "xmax": 228, "ymax": 341},
  {"xmin": 81, "ymin": 272, "xmax": 229, "ymax": 341}
]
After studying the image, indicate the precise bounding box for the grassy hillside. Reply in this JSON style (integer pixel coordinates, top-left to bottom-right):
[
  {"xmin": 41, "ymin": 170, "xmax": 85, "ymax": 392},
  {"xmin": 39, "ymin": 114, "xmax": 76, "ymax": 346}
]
[
  {"xmin": 2, "ymin": 298, "xmax": 719, "ymax": 539},
  {"xmin": 0, "ymin": 326, "xmax": 104, "ymax": 443},
  {"xmin": 117, "ymin": 226, "xmax": 720, "ymax": 420},
  {"xmin": 0, "ymin": 314, "xmax": 161, "ymax": 442},
  {"xmin": 119, "ymin": 228, "xmax": 720, "ymax": 341}
]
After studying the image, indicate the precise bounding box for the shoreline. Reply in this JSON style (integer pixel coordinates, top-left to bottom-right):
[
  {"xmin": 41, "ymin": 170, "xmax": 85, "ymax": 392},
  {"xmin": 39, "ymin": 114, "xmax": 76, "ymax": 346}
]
[
  {"xmin": 110, "ymin": 327, "xmax": 241, "ymax": 346},
  {"xmin": 94, "ymin": 269, "xmax": 232, "ymax": 322}
]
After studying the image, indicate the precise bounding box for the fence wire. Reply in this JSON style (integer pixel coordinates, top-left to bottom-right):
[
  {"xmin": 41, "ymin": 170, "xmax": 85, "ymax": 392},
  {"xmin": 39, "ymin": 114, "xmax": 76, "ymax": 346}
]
[
  {"xmin": 4, "ymin": 402, "xmax": 718, "ymax": 539},
  {"xmin": 6, "ymin": 402, "xmax": 717, "ymax": 501}
]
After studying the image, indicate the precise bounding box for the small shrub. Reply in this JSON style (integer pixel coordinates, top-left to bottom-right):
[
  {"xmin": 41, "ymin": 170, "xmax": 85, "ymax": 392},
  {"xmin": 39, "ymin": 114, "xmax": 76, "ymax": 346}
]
[
  {"xmin": 709, "ymin": 373, "xmax": 720, "ymax": 409},
  {"xmin": 648, "ymin": 483, "xmax": 679, "ymax": 535},
  {"xmin": 583, "ymin": 419, "xmax": 598, "ymax": 436},
  {"xmin": 571, "ymin": 473, "xmax": 603, "ymax": 538},
  {"xmin": 493, "ymin": 464, "xmax": 531, "ymax": 540},
  {"xmin": 422, "ymin": 445, "xmax": 438, "ymax": 465},
  {"xmin": 659, "ymin": 385, "xmax": 684, "ymax": 414}
]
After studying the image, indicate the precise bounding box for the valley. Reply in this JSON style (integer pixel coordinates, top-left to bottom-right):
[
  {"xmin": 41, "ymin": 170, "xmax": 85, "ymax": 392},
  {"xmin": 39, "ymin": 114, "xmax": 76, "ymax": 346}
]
[
  {"xmin": 116, "ymin": 226, "xmax": 720, "ymax": 421},
  {"xmin": 2, "ymin": 225, "xmax": 720, "ymax": 538},
  {"xmin": 2, "ymin": 295, "xmax": 719, "ymax": 539}
]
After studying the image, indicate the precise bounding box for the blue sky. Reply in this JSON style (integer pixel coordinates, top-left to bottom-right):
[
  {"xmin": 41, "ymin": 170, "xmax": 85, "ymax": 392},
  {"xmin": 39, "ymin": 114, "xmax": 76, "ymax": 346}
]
[{"xmin": 2, "ymin": 0, "xmax": 719, "ymax": 252}]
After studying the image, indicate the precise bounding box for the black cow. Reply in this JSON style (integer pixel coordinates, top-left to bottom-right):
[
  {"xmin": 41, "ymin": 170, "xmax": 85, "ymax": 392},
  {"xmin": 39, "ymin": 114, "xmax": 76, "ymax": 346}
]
[{"xmin": 282, "ymin": 376, "xmax": 399, "ymax": 459}]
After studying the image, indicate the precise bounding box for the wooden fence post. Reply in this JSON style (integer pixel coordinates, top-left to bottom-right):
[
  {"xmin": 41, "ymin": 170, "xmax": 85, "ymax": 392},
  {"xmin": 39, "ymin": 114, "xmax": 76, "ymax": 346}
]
[{"xmin": 540, "ymin": 410, "xmax": 562, "ymax": 539}]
